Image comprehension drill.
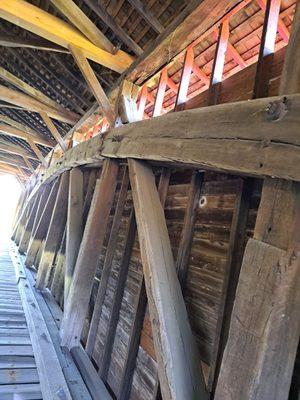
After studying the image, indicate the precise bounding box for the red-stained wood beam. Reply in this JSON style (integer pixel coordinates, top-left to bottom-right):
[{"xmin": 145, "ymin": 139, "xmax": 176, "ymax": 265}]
[
  {"xmin": 175, "ymin": 46, "xmax": 194, "ymax": 110},
  {"xmin": 152, "ymin": 67, "xmax": 168, "ymax": 117},
  {"xmin": 137, "ymin": 85, "xmax": 148, "ymax": 119},
  {"xmin": 256, "ymin": 0, "xmax": 290, "ymax": 43},
  {"xmin": 191, "ymin": 63, "xmax": 210, "ymax": 85},
  {"xmin": 253, "ymin": 0, "xmax": 281, "ymax": 98},
  {"xmin": 208, "ymin": 20, "xmax": 230, "ymax": 105}
]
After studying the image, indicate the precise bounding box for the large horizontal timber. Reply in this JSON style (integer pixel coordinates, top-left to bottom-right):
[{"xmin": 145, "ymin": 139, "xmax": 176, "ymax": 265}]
[{"xmin": 40, "ymin": 93, "xmax": 300, "ymax": 184}]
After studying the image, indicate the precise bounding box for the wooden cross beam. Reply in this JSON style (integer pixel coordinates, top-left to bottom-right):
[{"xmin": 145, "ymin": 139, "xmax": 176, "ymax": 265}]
[
  {"xmin": 0, "ymin": 123, "xmax": 53, "ymax": 148},
  {"xmin": 49, "ymin": 0, "xmax": 115, "ymax": 53},
  {"xmin": 40, "ymin": 112, "xmax": 68, "ymax": 152},
  {"xmin": 0, "ymin": 34, "xmax": 68, "ymax": 52},
  {"xmin": 0, "ymin": 139, "xmax": 39, "ymax": 161},
  {"xmin": 0, "ymin": 0, "xmax": 133, "ymax": 73}
]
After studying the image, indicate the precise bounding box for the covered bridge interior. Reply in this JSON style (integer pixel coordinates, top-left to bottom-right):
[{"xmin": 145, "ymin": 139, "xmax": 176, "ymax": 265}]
[{"xmin": 0, "ymin": 0, "xmax": 299, "ymax": 399}]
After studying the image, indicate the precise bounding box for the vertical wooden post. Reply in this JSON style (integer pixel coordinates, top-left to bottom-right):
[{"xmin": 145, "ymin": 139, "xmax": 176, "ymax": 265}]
[
  {"xmin": 18, "ymin": 190, "xmax": 41, "ymax": 253},
  {"xmin": 215, "ymin": 5, "xmax": 300, "ymax": 399},
  {"xmin": 253, "ymin": 0, "xmax": 281, "ymax": 99},
  {"xmin": 36, "ymin": 171, "xmax": 69, "ymax": 289},
  {"xmin": 128, "ymin": 159, "xmax": 208, "ymax": 400},
  {"xmin": 60, "ymin": 159, "xmax": 119, "ymax": 349},
  {"xmin": 208, "ymin": 20, "xmax": 229, "ymax": 105},
  {"xmin": 65, "ymin": 167, "xmax": 83, "ymax": 303},
  {"xmin": 138, "ymin": 85, "xmax": 148, "ymax": 119}
]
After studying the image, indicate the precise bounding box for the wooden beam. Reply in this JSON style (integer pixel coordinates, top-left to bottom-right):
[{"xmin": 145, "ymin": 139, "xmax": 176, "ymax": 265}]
[
  {"xmin": 101, "ymin": 93, "xmax": 300, "ymax": 182},
  {"xmin": 176, "ymin": 171, "xmax": 204, "ymax": 285},
  {"xmin": 60, "ymin": 159, "xmax": 119, "ymax": 349},
  {"xmin": 69, "ymin": 45, "xmax": 115, "ymax": 126},
  {"xmin": 18, "ymin": 190, "xmax": 41, "ymax": 253},
  {"xmin": 82, "ymin": 0, "xmax": 143, "ymax": 56},
  {"xmin": 40, "ymin": 112, "xmax": 67, "ymax": 152},
  {"xmin": 85, "ymin": 167, "xmax": 129, "ymax": 356},
  {"xmin": 0, "ymin": 0, "xmax": 133, "ymax": 73},
  {"xmin": 0, "ymin": 34, "xmax": 68, "ymax": 52},
  {"xmin": 175, "ymin": 46, "xmax": 194, "ymax": 110},
  {"xmin": 0, "ymin": 139, "xmax": 38, "ymax": 161},
  {"xmin": 128, "ymin": 159, "xmax": 208, "ymax": 400},
  {"xmin": 22, "ymin": 156, "xmax": 34, "ymax": 173},
  {"xmin": 25, "ymin": 180, "xmax": 60, "ymax": 267},
  {"xmin": 215, "ymin": 5, "xmax": 300, "ymax": 398},
  {"xmin": 0, "ymin": 123, "xmax": 53, "ymax": 148},
  {"xmin": 26, "ymin": 138, "xmax": 47, "ymax": 167},
  {"xmin": 127, "ymin": 0, "xmax": 163, "ymax": 33},
  {"xmin": 124, "ymin": 0, "xmax": 241, "ymax": 85},
  {"xmin": 253, "ymin": 0, "xmax": 281, "ymax": 99},
  {"xmin": 208, "ymin": 21, "xmax": 229, "ymax": 105},
  {"xmin": 50, "ymin": 0, "xmax": 115, "ymax": 53},
  {"xmin": 152, "ymin": 67, "xmax": 168, "ymax": 117},
  {"xmin": 64, "ymin": 167, "xmax": 83, "ymax": 303},
  {"xmin": 118, "ymin": 167, "xmax": 170, "ymax": 400},
  {"xmin": 0, "ymin": 156, "xmax": 30, "ymax": 171},
  {"xmin": 36, "ymin": 172, "xmax": 69, "ymax": 289},
  {"xmin": 0, "ymin": 85, "xmax": 78, "ymax": 124},
  {"xmin": 256, "ymin": 0, "xmax": 290, "ymax": 43},
  {"xmin": 0, "ymin": 66, "xmax": 75, "ymax": 116}
]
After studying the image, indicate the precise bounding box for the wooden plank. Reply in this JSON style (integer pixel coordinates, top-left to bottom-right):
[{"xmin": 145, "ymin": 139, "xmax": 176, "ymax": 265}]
[
  {"xmin": 26, "ymin": 180, "xmax": 60, "ymax": 267},
  {"xmin": 118, "ymin": 167, "xmax": 170, "ymax": 400},
  {"xmin": 65, "ymin": 167, "xmax": 83, "ymax": 302},
  {"xmin": 152, "ymin": 68, "xmax": 168, "ymax": 117},
  {"xmin": 0, "ymin": 355, "xmax": 35, "ymax": 369},
  {"xmin": 0, "ymin": 0, "xmax": 133, "ymax": 73},
  {"xmin": 60, "ymin": 159, "xmax": 119, "ymax": 349},
  {"xmin": 40, "ymin": 112, "xmax": 68, "ymax": 152},
  {"xmin": 10, "ymin": 246, "xmax": 73, "ymax": 400},
  {"xmin": 214, "ymin": 238, "xmax": 300, "ymax": 400},
  {"xmin": 208, "ymin": 21, "xmax": 229, "ymax": 105},
  {"xmin": 26, "ymin": 138, "xmax": 48, "ymax": 168},
  {"xmin": 85, "ymin": 166, "xmax": 129, "ymax": 356},
  {"xmin": 175, "ymin": 46, "xmax": 195, "ymax": 110},
  {"xmin": 176, "ymin": 171, "xmax": 204, "ymax": 285},
  {"xmin": 0, "ymin": 84, "xmax": 78, "ymax": 124},
  {"xmin": 0, "ymin": 345, "xmax": 33, "ymax": 356},
  {"xmin": 50, "ymin": 0, "xmax": 114, "ymax": 53},
  {"xmin": 36, "ymin": 172, "xmax": 69, "ymax": 289},
  {"xmin": 253, "ymin": 0, "xmax": 281, "ymax": 99},
  {"xmin": 279, "ymin": 1, "xmax": 300, "ymax": 94},
  {"xmin": 82, "ymin": 0, "xmax": 143, "ymax": 55},
  {"xmin": 128, "ymin": 159, "xmax": 208, "ymax": 400},
  {"xmin": 19, "ymin": 191, "xmax": 41, "ymax": 253},
  {"xmin": 0, "ymin": 368, "xmax": 39, "ymax": 384},
  {"xmin": 208, "ymin": 178, "xmax": 254, "ymax": 391},
  {"xmin": 70, "ymin": 45, "xmax": 115, "ymax": 126},
  {"xmin": 0, "ymin": 383, "xmax": 42, "ymax": 399}
]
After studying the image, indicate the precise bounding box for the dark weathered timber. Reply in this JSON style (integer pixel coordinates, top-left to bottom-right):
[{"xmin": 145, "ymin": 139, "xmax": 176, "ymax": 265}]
[
  {"xmin": 176, "ymin": 171, "xmax": 204, "ymax": 285},
  {"xmin": 60, "ymin": 159, "xmax": 119, "ymax": 349},
  {"xmin": 128, "ymin": 159, "xmax": 208, "ymax": 400},
  {"xmin": 85, "ymin": 167, "xmax": 129, "ymax": 356},
  {"xmin": 118, "ymin": 167, "xmax": 171, "ymax": 400},
  {"xmin": 36, "ymin": 172, "xmax": 69, "ymax": 289}
]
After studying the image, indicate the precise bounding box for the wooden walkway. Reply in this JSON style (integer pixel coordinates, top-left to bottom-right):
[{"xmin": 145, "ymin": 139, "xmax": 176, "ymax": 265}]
[
  {"xmin": 0, "ymin": 245, "xmax": 42, "ymax": 399},
  {"xmin": 0, "ymin": 242, "xmax": 94, "ymax": 400}
]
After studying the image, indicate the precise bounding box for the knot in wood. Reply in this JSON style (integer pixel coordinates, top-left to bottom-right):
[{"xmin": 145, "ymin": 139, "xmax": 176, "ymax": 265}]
[{"xmin": 265, "ymin": 97, "xmax": 288, "ymax": 122}]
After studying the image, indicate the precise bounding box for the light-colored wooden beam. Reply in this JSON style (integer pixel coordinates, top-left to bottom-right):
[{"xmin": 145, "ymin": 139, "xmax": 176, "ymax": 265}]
[
  {"xmin": 0, "ymin": 123, "xmax": 53, "ymax": 148},
  {"xmin": 0, "ymin": 85, "xmax": 78, "ymax": 124},
  {"xmin": 0, "ymin": 156, "xmax": 30, "ymax": 171},
  {"xmin": 0, "ymin": 114, "xmax": 46, "ymax": 139},
  {"xmin": 0, "ymin": 139, "xmax": 38, "ymax": 160},
  {"xmin": 0, "ymin": 0, "xmax": 133, "ymax": 73},
  {"xmin": 0, "ymin": 162, "xmax": 25, "ymax": 177},
  {"xmin": 69, "ymin": 45, "xmax": 115, "ymax": 125},
  {"xmin": 0, "ymin": 66, "xmax": 75, "ymax": 116},
  {"xmin": 40, "ymin": 112, "xmax": 68, "ymax": 151},
  {"xmin": 26, "ymin": 138, "xmax": 48, "ymax": 167},
  {"xmin": 0, "ymin": 34, "xmax": 68, "ymax": 52},
  {"xmin": 128, "ymin": 159, "xmax": 208, "ymax": 400},
  {"xmin": 22, "ymin": 156, "xmax": 34, "ymax": 172},
  {"xmin": 50, "ymin": 0, "xmax": 114, "ymax": 53}
]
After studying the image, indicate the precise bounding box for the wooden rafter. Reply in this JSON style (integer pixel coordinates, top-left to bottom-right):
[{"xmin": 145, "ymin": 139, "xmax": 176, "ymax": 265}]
[
  {"xmin": 127, "ymin": 0, "xmax": 164, "ymax": 33},
  {"xmin": 0, "ymin": 139, "xmax": 38, "ymax": 160},
  {"xmin": 82, "ymin": 0, "xmax": 143, "ymax": 56},
  {"xmin": 0, "ymin": 34, "xmax": 68, "ymax": 53},
  {"xmin": 0, "ymin": 123, "xmax": 53, "ymax": 148},
  {"xmin": 40, "ymin": 112, "xmax": 67, "ymax": 152},
  {"xmin": 0, "ymin": 0, "xmax": 133, "ymax": 73},
  {"xmin": 0, "ymin": 66, "xmax": 73, "ymax": 115},
  {"xmin": 70, "ymin": 45, "xmax": 115, "ymax": 126},
  {"xmin": 50, "ymin": 0, "xmax": 115, "ymax": 53},
  {"xmin": 0, "ymin": 85, "xmax": 78, "ymax": 124}
]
